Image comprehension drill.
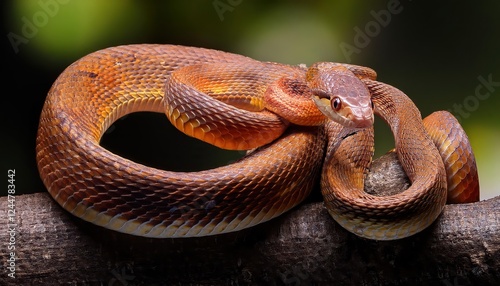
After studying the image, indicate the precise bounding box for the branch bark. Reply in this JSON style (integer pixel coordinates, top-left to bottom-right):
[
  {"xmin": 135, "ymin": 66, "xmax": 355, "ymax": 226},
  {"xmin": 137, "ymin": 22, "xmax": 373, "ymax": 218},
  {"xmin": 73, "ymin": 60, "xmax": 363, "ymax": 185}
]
[{"xmin": 1, "ymin": 153, "xmax": 499, "ymax": 285}]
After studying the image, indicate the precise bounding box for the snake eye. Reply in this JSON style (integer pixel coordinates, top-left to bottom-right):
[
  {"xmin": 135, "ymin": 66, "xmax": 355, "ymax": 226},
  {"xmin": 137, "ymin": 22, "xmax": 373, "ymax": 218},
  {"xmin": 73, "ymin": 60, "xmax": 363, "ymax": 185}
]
[
  {"xmin": 332, "ymin": 97, "xmax": 342, "ymax": 111},
  {"xmin": 371, "ymin": 100, "xmax": 374, "ymax": 109}
]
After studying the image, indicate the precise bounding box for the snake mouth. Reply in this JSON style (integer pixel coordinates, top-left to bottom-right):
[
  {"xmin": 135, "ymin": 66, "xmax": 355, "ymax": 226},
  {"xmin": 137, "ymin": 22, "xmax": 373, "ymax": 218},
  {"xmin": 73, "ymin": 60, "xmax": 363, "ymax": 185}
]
[{"xmin": 312, "ymin": 95, "xmax": 349, "ymax": 126}]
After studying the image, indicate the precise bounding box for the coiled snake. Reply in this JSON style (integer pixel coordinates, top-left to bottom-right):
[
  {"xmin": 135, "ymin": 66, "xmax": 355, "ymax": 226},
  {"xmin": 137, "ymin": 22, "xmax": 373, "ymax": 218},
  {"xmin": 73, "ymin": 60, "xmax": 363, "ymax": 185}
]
[{"xmin": 36, "ymin": 44, "xmax": 479, "ymax": 240}]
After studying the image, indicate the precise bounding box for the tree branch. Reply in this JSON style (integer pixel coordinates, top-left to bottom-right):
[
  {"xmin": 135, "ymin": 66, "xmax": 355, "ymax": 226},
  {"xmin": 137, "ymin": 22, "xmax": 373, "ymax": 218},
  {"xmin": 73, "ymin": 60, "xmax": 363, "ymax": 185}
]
[{"xmin": 1, "ymin": 153, "xmax": 499, "ymax": 285}]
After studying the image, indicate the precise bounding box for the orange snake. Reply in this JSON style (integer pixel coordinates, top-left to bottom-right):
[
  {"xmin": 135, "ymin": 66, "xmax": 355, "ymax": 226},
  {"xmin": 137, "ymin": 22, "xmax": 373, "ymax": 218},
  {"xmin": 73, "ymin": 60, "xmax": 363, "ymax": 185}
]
[{"xmin": 36, "ymin": 44, "xmax": 479, "ymax": 240}]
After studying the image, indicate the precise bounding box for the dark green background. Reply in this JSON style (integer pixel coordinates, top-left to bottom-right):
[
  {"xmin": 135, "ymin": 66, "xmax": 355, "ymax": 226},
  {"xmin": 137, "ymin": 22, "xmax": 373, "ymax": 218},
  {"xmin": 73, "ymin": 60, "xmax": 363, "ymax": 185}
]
[{"xmin": 2, "ymin": 0, "xmax": 499, "ymax": 199}]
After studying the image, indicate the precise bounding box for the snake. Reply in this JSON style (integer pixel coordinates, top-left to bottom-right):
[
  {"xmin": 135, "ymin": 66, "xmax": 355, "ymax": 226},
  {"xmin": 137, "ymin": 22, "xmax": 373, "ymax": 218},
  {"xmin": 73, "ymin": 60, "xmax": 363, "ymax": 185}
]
[{"xmin": 36, "ymin": 44, "xmax": 479, "ymax": 240}]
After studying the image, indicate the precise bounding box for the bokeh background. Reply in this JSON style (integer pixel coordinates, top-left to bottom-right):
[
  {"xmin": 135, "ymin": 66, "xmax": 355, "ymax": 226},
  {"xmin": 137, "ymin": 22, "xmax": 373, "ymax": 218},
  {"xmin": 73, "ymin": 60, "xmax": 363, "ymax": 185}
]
[{"xmin": 2, "ymin": 0, "xmax": 499, "ymax": 200}]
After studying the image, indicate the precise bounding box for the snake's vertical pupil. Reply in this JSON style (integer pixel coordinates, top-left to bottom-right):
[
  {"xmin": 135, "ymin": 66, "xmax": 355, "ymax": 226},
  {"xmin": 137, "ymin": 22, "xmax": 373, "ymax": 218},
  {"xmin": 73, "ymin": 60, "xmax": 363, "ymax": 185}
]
[{"xmin": 332, "ymin": 97, "xmax": 342, "ymax": 111}]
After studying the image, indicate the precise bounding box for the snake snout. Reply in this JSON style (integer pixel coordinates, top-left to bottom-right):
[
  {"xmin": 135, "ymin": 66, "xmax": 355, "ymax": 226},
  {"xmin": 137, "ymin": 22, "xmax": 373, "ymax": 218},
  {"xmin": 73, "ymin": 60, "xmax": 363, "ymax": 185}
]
[{"xmin": 347, "ymin": 106, "xmax": 374, "ymax": 129}]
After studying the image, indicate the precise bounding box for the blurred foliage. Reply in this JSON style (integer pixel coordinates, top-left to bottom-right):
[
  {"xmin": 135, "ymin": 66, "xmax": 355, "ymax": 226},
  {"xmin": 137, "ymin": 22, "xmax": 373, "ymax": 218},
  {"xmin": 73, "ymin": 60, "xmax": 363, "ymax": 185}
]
[
  {"xmin": 2, "ymin": 0, "xmax": 499, "ymax": 199},
  {"xmin": 9, "ymin": 0, "xmax": 146, "ymax": 60}
]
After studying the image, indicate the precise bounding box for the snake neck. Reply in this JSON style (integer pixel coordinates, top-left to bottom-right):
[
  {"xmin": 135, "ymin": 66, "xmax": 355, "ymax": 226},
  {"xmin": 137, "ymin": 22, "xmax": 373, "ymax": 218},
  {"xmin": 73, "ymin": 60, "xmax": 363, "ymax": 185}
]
[
  {"xmin": 366, "ymin": 80, "xmax": 446, "ymax": 185},
  {"xmin": 321, "ymin": 80, "xmax": 448, "ymax": 240}
]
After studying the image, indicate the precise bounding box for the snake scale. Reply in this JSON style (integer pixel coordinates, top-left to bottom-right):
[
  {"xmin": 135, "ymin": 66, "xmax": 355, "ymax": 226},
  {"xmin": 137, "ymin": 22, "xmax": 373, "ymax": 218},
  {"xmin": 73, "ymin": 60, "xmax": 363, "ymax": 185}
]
[{"xmin": 36, "ymin": 44, "xmax": 479, "ymax": 240}]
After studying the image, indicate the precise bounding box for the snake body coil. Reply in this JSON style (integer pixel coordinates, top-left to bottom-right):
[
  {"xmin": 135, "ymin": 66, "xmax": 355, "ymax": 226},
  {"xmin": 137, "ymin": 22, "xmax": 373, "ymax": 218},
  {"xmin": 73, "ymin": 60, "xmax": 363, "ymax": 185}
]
[{"xmin": 36, "ymin": 44, "xmax": 479, "ymax": 240}]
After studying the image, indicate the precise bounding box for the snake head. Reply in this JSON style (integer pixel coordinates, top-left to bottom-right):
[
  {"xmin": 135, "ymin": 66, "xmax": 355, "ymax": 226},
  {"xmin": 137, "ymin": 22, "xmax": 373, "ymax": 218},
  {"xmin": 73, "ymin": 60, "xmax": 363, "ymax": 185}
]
[{"xmin": 307, "ymin": 63, "xmax": 374, "ymax": 129}]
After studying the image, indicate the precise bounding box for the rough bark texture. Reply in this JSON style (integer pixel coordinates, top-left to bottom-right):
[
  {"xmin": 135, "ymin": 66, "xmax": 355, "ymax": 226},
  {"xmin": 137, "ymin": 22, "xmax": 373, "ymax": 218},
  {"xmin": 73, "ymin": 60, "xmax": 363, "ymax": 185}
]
[{"xmin": 1, "ymin": 153, "xmax": 499, "ymax": 285}]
